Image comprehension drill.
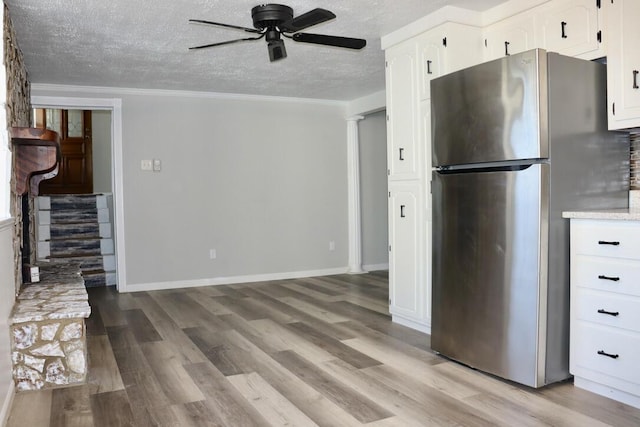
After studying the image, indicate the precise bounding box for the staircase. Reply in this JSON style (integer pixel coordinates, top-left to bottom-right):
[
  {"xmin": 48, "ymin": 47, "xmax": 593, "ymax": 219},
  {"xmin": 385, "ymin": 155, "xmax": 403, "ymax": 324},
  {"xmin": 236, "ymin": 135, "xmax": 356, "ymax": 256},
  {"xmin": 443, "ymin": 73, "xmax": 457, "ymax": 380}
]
[{"xmin": 36, "ymin": 194, "xmax": 116, "ymax": 287}]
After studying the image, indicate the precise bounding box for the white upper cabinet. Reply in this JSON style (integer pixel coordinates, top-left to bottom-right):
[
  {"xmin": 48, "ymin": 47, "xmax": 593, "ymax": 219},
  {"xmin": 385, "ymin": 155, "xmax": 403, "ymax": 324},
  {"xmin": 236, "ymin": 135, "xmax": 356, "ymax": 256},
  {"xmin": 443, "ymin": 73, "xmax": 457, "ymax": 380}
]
[
  {"xmin": 483, "ymin": 0, "xmax": 604, "ymax": 63},
  {"xmin": 483, "ymin": 12, "xmax": 537, "ymax": 62},
  {"xmin": 537, "ymin": 0, "xmax": 603, "ymax": 59},
  {"xmin": 417, "ymin": 23, "xmax": 483, "ymax": 100},
  {"xmin": 607, "ymin": 0, "xmax": 640, "ymax": 130},
  {"xmin": 417, "ymin": 31, "xmax": 446, "ymax": 101},
  {"xmin": 385, "ymin": 41, "xmax": 420, "ymax": 180}
]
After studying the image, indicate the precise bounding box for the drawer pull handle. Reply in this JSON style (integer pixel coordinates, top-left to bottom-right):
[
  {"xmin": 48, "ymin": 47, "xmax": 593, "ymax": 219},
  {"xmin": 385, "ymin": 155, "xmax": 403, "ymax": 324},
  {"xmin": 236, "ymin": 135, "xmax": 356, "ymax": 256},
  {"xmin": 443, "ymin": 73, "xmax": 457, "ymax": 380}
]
[
  {"xmin": 598, "ymin": 275, "xmax": 620, "ymax": 282},
  {"xmin": 597, "ymin": 350, "xmax": 619, "ymax": 359},
  {"xmin": 598, "ymin": 240, "xmax": 620, "ymax": 246},
  {"xmin": 597, "ymin": 309, "xmax": 619, "ymax": 316}
]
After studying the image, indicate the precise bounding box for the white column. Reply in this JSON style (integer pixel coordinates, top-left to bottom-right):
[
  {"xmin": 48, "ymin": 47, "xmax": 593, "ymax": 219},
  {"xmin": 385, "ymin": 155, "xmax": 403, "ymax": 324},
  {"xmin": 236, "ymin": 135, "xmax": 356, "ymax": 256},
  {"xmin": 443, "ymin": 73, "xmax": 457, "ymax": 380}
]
[{"xmin": 346, "ymin": 115, "xmax": 366, "ymax": 274}]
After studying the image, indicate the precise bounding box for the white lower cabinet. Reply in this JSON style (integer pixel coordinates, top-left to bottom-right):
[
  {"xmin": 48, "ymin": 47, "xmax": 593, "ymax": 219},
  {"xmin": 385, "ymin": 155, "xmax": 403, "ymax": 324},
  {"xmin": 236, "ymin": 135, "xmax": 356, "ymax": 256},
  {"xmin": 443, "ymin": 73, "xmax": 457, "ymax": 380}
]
[
  {"xmin": 569, "ymin": 218, "xmax": 640, "ymax": 409},
  {"xmin": 388, "ymin": 182, "xmax": 431, "ymax": 332}
]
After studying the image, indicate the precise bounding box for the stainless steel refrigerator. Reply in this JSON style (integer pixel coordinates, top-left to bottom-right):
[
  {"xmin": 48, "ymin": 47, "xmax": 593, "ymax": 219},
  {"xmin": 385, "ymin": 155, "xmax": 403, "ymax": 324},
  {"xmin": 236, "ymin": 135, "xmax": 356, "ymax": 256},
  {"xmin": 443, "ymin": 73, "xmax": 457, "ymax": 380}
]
[{"xmin": 430, "ymin": 49, "xmax": 629, "ymax": 388}]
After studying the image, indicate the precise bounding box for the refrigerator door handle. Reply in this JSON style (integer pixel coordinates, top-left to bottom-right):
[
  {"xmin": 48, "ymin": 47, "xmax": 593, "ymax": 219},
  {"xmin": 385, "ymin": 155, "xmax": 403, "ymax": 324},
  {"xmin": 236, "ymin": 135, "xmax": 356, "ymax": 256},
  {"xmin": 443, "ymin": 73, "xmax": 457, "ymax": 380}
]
[{"xmin": 436, "ymin": 164, "xmax": 532, "ymax": 175}]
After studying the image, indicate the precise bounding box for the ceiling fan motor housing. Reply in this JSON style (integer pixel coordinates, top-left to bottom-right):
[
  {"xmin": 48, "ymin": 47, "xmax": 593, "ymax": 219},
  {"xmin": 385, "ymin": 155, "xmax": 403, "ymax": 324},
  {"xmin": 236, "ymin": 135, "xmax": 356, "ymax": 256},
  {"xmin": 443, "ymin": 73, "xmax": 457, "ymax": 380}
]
[{"xmin": 251, "ymin": 4, "xmax": 293, "ymax": 30}]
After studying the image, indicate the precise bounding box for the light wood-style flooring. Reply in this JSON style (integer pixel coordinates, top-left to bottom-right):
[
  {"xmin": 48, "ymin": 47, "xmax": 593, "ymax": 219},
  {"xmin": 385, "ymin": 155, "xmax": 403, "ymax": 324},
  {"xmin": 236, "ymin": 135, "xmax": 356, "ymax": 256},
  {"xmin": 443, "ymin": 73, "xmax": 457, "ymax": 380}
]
[{"xmin": 7, "ymin": 271, "xmax": 640, "ymax": 426}]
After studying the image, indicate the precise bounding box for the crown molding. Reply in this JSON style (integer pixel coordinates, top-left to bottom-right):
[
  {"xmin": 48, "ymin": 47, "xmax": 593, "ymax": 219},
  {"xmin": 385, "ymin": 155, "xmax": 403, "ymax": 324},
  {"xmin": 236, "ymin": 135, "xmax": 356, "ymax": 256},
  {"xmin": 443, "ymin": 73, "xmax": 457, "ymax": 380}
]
[{"xmin": 30, "ymin": 83, "xmax": 349, "ymax": 107}]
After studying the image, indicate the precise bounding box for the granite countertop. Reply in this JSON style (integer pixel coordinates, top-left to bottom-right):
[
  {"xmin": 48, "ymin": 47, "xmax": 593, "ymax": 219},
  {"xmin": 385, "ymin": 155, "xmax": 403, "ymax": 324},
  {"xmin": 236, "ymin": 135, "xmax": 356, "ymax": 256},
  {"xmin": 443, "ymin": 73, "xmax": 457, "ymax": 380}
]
[
  {"xmin": 562, "ymin": 208, "xmax": 640, "ymax": 221},
  {"xmin": 10, "ymin": 264, "xmax": 91, "ymax": 324}
]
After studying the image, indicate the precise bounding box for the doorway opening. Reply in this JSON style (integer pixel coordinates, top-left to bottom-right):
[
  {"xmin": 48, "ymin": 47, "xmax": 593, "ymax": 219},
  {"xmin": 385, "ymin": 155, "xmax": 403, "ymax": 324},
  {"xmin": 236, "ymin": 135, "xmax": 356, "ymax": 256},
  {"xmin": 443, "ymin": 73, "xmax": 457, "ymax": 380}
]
[{"xmin": 31, "ymin": 96, "xmax": 125, "ymax": 292}]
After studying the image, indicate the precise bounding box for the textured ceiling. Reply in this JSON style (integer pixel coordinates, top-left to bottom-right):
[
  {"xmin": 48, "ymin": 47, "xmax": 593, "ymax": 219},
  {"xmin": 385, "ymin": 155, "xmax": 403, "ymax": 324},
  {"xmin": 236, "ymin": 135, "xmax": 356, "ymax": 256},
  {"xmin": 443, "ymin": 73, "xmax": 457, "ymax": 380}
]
[{"xmin": 6, "ymin": 0, "xmax": 507, "ymax": 101}]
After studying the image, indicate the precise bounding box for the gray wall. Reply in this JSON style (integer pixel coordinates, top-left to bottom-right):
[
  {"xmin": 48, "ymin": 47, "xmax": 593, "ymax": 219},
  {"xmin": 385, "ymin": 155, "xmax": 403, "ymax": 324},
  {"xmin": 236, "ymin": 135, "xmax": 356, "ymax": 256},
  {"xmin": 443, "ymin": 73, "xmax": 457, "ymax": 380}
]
[
  {"xmin": 92, "ymin": 110, "xmax": 112, "ymax": 193},
  {"xmin": 359, "ymin": 110, "xmax": 389, "ymax": 269},
  {"xmin": 33, "ymin": 88, "xmax": 349, "ymax": 286}
]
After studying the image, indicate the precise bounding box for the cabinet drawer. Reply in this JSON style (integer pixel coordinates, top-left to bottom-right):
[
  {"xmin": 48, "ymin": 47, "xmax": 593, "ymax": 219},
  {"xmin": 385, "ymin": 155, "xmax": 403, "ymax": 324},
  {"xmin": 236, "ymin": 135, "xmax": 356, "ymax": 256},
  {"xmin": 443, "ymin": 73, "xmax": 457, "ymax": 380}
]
[
  {"xmin": 574, "ymin": 289, "xmax": 640, "ymax": 333},
  {"xmin": 571, "ymin": 323, "xmax": 640, "ymax": 386},
  {"xmin": 573, "ymin": 255, "xmax": 640, "ymax": 297},
  {"xmin": 571, "ymin": 220, "xmax": 640, "ymax": 260}
]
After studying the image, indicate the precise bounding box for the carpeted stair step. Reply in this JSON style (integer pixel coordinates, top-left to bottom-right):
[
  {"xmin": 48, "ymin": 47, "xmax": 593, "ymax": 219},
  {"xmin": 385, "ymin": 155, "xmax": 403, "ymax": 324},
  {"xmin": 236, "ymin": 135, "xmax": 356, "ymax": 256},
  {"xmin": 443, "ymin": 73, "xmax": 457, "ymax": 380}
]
[
  {"xmin": 80, "ymin": 269, "xmax": 107, "ymax": 288},
  {"xmin": 50, "ymin": 209, "xmax": 98, "ymax": 224},
  {"xmin": 49, "ymin": 238, "xmax": 102, "ymax": 256},
  {"xmin": 49, "ymin": 195, "xmax": 99, "ymax": 211},
  {"xmin": 47, "ymin": 254, "xmax": 106, "ymax": 271},
  {"xmin": 49, "ymin": 222, "xmax": 100, "ymax": 240}
]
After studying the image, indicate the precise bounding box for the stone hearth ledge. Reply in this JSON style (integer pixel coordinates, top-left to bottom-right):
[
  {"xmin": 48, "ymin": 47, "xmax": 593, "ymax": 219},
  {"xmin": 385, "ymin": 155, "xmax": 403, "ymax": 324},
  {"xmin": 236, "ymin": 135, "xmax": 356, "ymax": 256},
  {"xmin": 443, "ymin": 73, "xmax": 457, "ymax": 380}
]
[
  {"xmin": 9, "ymin": 264, "xmax": 91, "ymax": 391},
  {"xmin": 10, "ymin": 264, "xmax": 90, "ymax": 324}
]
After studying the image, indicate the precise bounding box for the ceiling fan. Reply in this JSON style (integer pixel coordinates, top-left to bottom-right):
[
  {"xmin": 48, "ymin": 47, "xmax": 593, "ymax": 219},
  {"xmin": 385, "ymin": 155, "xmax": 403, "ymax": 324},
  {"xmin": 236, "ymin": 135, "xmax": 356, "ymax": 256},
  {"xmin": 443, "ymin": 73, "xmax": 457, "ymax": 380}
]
[{"xmin": 189, "ymin": 4, "xmax": 367, "ymax": 62}]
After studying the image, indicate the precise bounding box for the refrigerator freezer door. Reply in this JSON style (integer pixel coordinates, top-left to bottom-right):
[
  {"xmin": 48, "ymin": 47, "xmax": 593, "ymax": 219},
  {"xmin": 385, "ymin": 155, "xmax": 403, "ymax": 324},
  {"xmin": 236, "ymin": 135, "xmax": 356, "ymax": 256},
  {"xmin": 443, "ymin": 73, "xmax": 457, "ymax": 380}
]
[
  {"xmin": 431, "ymin": 49, "xmax": 548, "ymax": 167},
  {"xmin": 431, "ymin": 163, "xmax": 548, "ymax": 387}
]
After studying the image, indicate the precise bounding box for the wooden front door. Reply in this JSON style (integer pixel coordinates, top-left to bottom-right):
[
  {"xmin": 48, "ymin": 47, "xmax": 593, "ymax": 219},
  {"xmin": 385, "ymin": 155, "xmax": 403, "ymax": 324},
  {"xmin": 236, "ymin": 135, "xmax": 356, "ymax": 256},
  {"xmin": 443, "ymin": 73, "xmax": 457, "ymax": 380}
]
[{"xmin": 36, "ymin": 109, "xmax": 93, "ymax": 194}]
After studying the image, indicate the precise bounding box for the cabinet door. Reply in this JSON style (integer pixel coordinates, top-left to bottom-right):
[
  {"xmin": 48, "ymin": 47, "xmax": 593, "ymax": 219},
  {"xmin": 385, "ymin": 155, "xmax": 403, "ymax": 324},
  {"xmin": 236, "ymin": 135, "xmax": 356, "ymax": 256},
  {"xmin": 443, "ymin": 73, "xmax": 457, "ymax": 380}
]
[
  {"xmin": 441, "ymin": 23, "xmax": 483, "ymax": 73},
  {"xmin": 388, "ymin": 182, "xmax": 426, "ymax": 323},
  {"xmin": 607, "ymin": 0, "xmax": 640, "ymax": 130},
  {"xmin": 416, "ymin": 32, "xmax": 446, "ymax": 100},
  {"xmin": 538, "ymin": 0, "xmax": 603, "ymax": 59},
  {"xmin": 483, "ymin": 13, "xmax": 537, "ymax": 62},
  {"xmin": 417, "ymin": 23, "xmax": 482, "ymax": 100},
  {"xmin": 385, "ymin": 42, "xmax": 420, "ymax": 180}
]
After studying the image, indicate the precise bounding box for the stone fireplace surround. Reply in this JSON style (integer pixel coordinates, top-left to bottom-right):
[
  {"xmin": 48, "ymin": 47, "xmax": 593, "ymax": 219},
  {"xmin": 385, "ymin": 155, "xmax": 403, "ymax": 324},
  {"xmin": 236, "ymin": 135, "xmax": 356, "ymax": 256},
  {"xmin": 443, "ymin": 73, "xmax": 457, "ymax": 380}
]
[{"xmin": 4, "ymin": 6, "xmax": 91, "ymax": 391}]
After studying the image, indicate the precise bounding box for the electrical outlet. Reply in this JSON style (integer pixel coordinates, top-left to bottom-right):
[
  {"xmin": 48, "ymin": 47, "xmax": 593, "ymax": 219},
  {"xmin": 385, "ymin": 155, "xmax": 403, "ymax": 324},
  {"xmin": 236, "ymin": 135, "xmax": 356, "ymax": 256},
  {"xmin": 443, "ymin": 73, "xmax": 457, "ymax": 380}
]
[
  {"xmin": 153, "ymin": 159, "xmax": 161, "ymax": 172},
  {"xmin": 329, "ymin": 241, "xmax": 335, "ymax": 251},
  {"xmin": 209, "ymin": 249, "xmax": 217, "ymax": 259},
  {"xmin": 141, "ymin": 160, "xmax": 153, "ymax": 171}
]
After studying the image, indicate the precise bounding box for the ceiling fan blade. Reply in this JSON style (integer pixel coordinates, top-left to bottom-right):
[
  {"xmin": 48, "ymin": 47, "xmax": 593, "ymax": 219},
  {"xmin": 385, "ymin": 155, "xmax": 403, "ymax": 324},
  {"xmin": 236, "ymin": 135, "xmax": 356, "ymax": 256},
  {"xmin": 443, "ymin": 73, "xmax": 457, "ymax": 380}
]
[
  {"xmin": 292, "ymin": 33, "xmax": 366, "ymax": 50},
  {"xmin": 279, "ymin": 8, "xmax": 335, "ymax": 33},
  {"xmin": 189, "ymin": 19, "xmax": 261, "ymax": 34},
  {"xmin": 189, "ymin": 34, "xmax": 265, "ymax": 50}
]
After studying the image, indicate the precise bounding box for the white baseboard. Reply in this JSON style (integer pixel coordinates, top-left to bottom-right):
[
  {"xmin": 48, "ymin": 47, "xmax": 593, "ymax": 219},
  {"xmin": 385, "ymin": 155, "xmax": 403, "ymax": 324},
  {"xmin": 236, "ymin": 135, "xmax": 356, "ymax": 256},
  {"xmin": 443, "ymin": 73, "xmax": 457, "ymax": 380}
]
[
  {"xmin": 574, "ymin": 376, "xmax": 640, "ymax": 410},
  {"xmin": 363, "ymin": 263, "xmax": 389, "ymax": 272},
  {"xmin": 125, "ymin": 267, "xmax": 351, "ymax": 293},
  {"xmin": 0, "ymin": 382, "xmax": 15, "ymax": 426}
]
